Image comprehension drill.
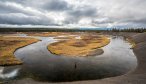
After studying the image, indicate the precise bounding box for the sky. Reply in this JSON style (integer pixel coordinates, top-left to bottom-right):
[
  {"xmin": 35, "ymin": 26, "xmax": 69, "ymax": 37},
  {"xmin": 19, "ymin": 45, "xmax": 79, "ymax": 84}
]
[{"xmin": 0, "ymin": 0, "xmax": 146, "ymax": 28}]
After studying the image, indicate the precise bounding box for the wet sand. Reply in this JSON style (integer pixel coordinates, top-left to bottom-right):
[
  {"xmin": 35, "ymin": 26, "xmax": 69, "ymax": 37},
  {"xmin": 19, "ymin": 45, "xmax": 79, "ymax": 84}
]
[{"xmin": 9, "ymin": 32, "xmax": 146, "ymax": 84}]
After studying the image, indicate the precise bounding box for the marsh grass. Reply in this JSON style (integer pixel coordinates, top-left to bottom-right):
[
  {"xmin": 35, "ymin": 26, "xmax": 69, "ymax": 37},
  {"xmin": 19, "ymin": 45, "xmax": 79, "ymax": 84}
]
[
  {"xmin": 26, "ymin": 32, "xmax": 78, "ymax": 37},
  {"xmin": 48, "ymin": 33, "xmax": 110, "ymax": 57},
  {"xmin": 0, "ymin": 36, "xmax": 39, "ymax": 66}
]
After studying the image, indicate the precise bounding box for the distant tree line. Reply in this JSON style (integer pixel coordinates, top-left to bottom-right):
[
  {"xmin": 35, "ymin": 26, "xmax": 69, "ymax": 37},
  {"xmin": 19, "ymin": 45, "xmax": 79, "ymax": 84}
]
[
  {"xmin": 0, "ymin": 27, "xmax": 146, "ymax": 33},
  {"xmin": 0, "ymin": 28, "xmax": 101, "ymax": 32},
  {"xmin": 109, "ymin": 28, "xmax": 146, "ymax": 33}
]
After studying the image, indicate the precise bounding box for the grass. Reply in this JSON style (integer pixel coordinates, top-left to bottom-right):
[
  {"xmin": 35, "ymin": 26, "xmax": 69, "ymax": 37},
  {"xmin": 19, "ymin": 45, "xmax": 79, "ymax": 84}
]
[
  {"xmin": 25, "ymin": 32, "xmax": 78, "ymax": 37},
  {"xmin": 48, "ymin": 33, "xmax": 110, "ymax": 57},
  {"xmin": 0, "ymin": 36, "xmax": 39, "ymax": 66},
  {"xmin": 126, "ymin": 38, "xmax": 136, "ymax": 49}
]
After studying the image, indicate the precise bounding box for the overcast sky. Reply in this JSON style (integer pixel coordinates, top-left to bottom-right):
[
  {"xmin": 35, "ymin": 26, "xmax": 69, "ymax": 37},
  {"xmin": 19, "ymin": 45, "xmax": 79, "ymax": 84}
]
[{"xmin": 0, "ymin": 0, "xmax": 146, "ymax": 28}]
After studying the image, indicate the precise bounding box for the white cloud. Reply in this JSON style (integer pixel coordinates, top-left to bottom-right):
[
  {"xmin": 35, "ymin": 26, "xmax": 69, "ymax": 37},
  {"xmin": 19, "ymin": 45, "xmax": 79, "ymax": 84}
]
[{"xmin": 0, "ymin": 0, "xmax": 146, "ymax": 28}]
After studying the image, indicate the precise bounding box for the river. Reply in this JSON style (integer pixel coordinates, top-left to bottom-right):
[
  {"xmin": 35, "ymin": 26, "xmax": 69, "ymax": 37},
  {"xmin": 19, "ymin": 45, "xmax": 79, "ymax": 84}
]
[{"xmin": 0, "ymin": 35, "xmax": 137, "ymax": 82}]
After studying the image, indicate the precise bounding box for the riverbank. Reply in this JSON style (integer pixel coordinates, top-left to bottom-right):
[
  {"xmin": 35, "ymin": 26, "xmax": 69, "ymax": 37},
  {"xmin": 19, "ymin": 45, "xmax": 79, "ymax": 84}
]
[
  {"xmin": 9, "ymin": 32, "xmax": 146, "ymax": 84},
  {"xmin": 0, "ymin": 36, "xmax": 39, "ymax": 66}
]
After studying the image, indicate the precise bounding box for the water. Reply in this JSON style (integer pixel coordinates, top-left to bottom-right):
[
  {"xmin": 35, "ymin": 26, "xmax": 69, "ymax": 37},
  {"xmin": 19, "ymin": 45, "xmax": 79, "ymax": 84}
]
[{"xmin": 0, "ymin": 35, "xmax": 137, "ymax": 82}]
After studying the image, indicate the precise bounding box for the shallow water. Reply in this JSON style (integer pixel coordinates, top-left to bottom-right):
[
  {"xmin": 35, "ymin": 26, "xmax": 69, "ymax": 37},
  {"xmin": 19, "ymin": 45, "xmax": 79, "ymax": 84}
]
[{"xmin": 0, "ymin": 35, "xmax": 137, "ymax": 82}]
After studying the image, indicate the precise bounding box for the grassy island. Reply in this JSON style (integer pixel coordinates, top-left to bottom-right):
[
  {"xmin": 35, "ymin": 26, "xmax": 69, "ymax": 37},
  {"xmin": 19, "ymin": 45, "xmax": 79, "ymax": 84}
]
[{"xmin": 48, "ymin": 33, "xmax": 110, "ymax": 57}]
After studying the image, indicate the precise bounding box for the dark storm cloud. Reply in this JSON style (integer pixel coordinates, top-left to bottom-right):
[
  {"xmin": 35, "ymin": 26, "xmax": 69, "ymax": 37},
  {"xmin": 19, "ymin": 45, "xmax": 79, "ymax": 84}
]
[
  {"xmin": 64, "ymin": 6, "xmax": 99, "ymax": 24},
  {"xmin": 0, "ymin": 2, "xmax": 17, "ymax": 13},
  {"xmin": 69, "ymin": 6, "xmax": 97, "ymax": 18},
  {"xmin": 0, "ymin": 13, "xmax": 53, "ymax": 25},
  {"xmin": 0, "ymin": 1, "xmax": 56, "ymax": 26},
  {"xmin": 0, "ymin": 1, "xmax": 33, "ymax": 15},
  {"xmin": 42, "ymin": 0, "xmax": 72, "ymax": 11}
]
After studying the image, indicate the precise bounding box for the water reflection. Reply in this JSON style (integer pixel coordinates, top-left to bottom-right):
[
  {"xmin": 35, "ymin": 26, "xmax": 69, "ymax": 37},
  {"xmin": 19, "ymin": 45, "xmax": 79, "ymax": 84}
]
[
  {"xmin": 0, "ymin": 67, "xmax": 20, "ymax": 80},
  {"xmin": 1, "ymin": 36, "xmax": 137, "ymax": 82}
]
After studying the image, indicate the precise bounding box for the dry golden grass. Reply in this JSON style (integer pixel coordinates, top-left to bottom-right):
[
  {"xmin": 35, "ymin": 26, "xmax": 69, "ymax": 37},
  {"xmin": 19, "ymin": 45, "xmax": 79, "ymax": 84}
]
[
  {"xmin": 48, "ymin": 33, "xmax": 110, "ymax": 57},
  {"xmin": 0, "ymin": 36, "xmax": 39, "ymax": 66},
  {"xmin": 25, "ymin": 32, "xmax": 78, "ymax": 37}
]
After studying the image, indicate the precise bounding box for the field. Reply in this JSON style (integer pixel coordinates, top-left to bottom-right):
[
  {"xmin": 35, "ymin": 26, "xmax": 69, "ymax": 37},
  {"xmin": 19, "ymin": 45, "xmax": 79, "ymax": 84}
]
[{"xmin": 0, "ymin": 36, "xmax": 39, "ymax": 66}]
